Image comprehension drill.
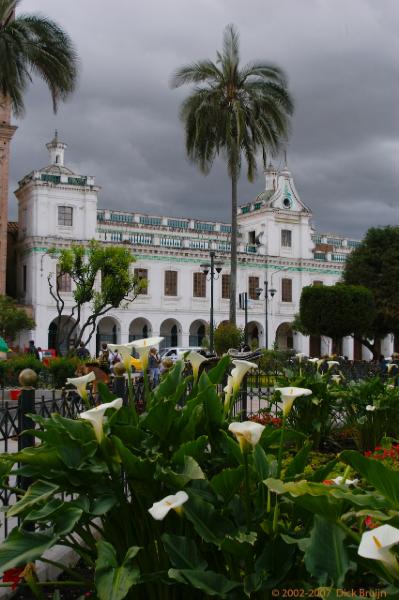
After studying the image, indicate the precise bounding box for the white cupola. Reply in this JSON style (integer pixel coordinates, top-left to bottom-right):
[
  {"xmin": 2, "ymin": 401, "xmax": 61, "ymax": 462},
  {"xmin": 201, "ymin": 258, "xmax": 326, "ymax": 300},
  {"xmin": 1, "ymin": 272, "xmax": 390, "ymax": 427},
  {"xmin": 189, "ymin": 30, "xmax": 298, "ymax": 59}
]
[
  {"xmin": 46, "ymin": 131, "xmax": 67, "ymax": 166},
  {"xmin": 264, "ymin": 161, "xmax": 278, "ymax": 192}
]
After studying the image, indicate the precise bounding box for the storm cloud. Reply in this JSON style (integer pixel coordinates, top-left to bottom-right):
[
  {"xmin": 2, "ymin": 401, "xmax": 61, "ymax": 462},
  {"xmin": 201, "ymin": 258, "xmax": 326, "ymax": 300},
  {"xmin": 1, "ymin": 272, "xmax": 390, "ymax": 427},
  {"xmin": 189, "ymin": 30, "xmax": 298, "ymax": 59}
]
[{"xmin": 8, "ymin": 0, "xmax": 399, "ymax": 238}]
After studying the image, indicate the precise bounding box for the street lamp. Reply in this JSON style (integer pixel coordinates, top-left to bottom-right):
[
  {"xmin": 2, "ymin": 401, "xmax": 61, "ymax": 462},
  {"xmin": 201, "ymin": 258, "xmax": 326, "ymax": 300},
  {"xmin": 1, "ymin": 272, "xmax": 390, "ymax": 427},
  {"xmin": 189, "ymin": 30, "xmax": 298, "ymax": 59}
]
[
  {"xmin": 200, "ymin": 250, "xmax": 223, "ymax": 354},
  {"xmin": 256, "ymin": 282, "xmax": 276, "ymax": 350}
]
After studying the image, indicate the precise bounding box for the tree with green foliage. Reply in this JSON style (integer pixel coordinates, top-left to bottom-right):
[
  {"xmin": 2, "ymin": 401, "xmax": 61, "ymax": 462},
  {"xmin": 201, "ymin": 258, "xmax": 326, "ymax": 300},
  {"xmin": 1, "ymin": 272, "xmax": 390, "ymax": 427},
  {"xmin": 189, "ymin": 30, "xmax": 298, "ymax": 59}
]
[
  {"xmin": 0, "ymin": 295, "xmax": 35, "ymax": 341},
  {"xmin": 344, "ymin": 226, "xmax": 399, "ymax": 357},
  {"xmin": 0, "ymin": 0, "xmax": 78, "ymax": 117},
  {"xmin": 172, "ymin": 24, "xmax": 293, "ymax": 325},
  {"xmin": 48, "ymin": 241, "xmax": 144, "ymax": 354},
  {"xmin": 214, "ymin": 322, "xmax": 242, "ymax": 356},
  {"xmin": 298, "ymin": 284, "xmax": 375, "ymax": 351}
]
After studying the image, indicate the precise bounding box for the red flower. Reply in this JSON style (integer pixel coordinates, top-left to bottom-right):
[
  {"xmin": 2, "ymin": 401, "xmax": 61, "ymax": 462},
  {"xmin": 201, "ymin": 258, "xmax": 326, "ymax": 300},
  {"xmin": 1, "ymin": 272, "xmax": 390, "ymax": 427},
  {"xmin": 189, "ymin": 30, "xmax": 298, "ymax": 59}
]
[
  {"xmin": 364, "ymin": 451, "xmax": 371, "ymax": 457},
  {"xmin": 323, "ymin": 479, "xmax": 334, "ymax": 485},
  {"xmin": 364, "ymin": 516, "xmax": 378, "ymax": 529},
  {"xmin": 3, "ymin": 567, "xmax": 24, "ymax": 590}
]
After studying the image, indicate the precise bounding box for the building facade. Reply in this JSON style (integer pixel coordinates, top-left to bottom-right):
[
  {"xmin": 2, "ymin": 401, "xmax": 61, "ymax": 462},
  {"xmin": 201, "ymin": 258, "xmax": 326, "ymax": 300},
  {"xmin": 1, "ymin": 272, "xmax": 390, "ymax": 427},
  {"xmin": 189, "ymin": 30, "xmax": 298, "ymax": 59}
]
[{"xmin": 11, "ymin": 136, "xmax": 395, "ymax": 359}]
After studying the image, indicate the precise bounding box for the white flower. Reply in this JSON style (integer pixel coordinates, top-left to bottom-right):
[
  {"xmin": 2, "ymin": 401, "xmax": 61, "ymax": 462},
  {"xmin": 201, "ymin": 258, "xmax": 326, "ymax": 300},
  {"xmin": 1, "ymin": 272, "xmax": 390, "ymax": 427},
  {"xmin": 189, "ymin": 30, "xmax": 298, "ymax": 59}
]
[
  {"xmin": 223, "ymin": 375, "xmax": 234, "ymax": 411},
  {"xmin": 331, "ymin": 374, "xmax": 341, "ymax": 384},
  {"xmin": 358, "ymin": 524, "xmax": 399, "ymax": 569},
  {"xmin": 387, "ymin": 363, "xmax": 397, "ymax": 374},
  {"xmin": 316, "ymin": 359, "xmax": 325, "ymax": 370},
  {"xmin": 231, "ymin": 360, "xmax": 257, "ymax": 393},
  {"xmin": 186, "ymin": 351, "xmax": 208, "ymax": 382},
  {"xmin": 331, "ymin": 476, "xmax": 358, "ymax": 486},
  {"xmin": 366, "ymin": 405, "xmax": 376, "ymax": 412},
  {"xmin": 308, "ymin": 358, "xmax": 319, "ymax": 364},
  {"xmin": 131, "ymin": 336, "xmax": 164, "ymax": 370},
  {"xmin": 148, "ymin": 491, "xmax": 189, "ymax": 520},
  {"xmin": 295, "ymin": 353, "xmax": 307, "ymax": 363},
  {"xmin": 80, "ymin": 398, "xmax": 123, "ymax": 442},
  {"xmin": 274, "ymin": 386, "xmax": 312, "ymax": 417},
  {"xmin": 228, "ymin": 421, "xmax": 265, "ymax": 452},
  {"xmin": 327, "ymin": 361, "xmax": 340, "ymax": 370},
  {"xmin": 108, "ymin": 342, "xmax": 135, "ymax": 371},
  {"xmin": 66, "ymin": 371, "xmax": 96, "ymax": 400}
]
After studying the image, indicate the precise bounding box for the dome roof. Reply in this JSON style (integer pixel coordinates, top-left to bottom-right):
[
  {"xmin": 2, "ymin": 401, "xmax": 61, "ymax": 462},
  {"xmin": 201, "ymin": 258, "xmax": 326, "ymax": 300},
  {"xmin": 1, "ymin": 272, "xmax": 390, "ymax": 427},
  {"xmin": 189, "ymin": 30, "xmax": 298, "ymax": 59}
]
[{"xmin": 39, "ymin": 163, "xmax": 75, "ymax": 176}]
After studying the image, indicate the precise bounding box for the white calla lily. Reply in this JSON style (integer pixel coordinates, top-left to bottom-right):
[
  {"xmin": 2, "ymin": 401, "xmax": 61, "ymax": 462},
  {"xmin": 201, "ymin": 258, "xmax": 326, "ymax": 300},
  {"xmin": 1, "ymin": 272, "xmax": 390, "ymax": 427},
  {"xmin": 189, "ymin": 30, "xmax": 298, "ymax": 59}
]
[
  {"xmin": 231, "ymin": 360, "xmax": 257, "ymax": 393},
  {"xmin": 131, "ymin": 336, "xmax": 164, "ymax": 370},
  {"xmin": 331, "ymin": 374, "xmax": 341, "ymax": 384},
  {"xmin": 308, "ymin": 358, "xmax": 319, "ymax": 364},
  {"xmin": 366, "ymin": 405, "xmax": 376, "ymax": 412},
  {"xmin": 66, "ymin": 371, "xmax": 96, "ymax": 401},
  {"xmin": 331, "ymin": 476, "xmax": 358, "ymax": 486},
  {"xmin": 327, "ymin": 360, "xmax": 340, "ymax": 370},
  {"xmin": 358, "ymin": 524, "xmax": 399, "ymax": 570},
  {"xmin": 295, "ymin": 353, "xmax": 307, "ymax": 363},
  {"xmin": 80, "ymin": 398, "xmax": 123, "ymax": 442},
  {"xmin": 387, "ymin": 363, "xmax": 398, "ymax": 374},
  {"xmin": 148, "ymin": 491, "xmax": 188, "ymax": 520},
  {"xmin": 228, "ymin": 421, "xmax": 265, "ymax": 452},
  {"xmin": 108, "ymin": 342, "xmax": 135, "ymax": 371},
  {"xmin": 186, "ymin": 351, "xmax": 208, "ymax": 382},
  {"xmin": 223, "ymin": 375, "xmax": 234, "ymax": 411},
  {"xmin": 316, "ymin": 358, "xmax": 325, "ymax": 371},
  {"xmin": 274, "ymin": 386, "xmax": 312, "ymax": 417}
]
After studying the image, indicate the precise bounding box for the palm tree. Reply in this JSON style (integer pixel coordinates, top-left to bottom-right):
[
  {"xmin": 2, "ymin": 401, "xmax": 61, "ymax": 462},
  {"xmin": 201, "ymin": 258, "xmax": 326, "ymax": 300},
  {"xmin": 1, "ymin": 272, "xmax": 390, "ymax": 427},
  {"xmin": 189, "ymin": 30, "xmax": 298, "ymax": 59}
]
[
  {"xmin": 172, "ymin": 24, "xmax": 294, "ymax": 325},
  {"xmin": 0, "ymin": 0, "xmax": 78, "ymax": 294}
]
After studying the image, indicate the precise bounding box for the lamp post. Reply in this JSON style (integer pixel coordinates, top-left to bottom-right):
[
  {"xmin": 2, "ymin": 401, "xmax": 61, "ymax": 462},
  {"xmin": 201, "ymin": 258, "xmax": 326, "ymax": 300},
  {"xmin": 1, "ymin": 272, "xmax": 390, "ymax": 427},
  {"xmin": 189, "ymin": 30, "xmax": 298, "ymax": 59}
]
[
  {"xmin": 201, "ymin": 251, "xmax": 223, "ymax": 354},
  {"xmin": 256, "ymin": 282, "xmax": 276, "ymax": 349}
]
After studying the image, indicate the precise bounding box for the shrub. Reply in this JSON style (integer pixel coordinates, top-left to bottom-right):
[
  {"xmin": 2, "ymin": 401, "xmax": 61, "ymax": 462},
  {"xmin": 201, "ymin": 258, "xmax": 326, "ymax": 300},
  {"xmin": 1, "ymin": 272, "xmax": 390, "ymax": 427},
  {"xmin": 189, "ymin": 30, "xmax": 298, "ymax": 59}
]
[
  {"xmin": 47, "ymin": 356, "xmax": 81, "ymax": 388},
  {"xmin": 213, "ymin": 322, "xmax": 241, "ymax": 355},
  {"xmin": 0, "ymin": 354, "xmax": 43, "ymax": 387}
]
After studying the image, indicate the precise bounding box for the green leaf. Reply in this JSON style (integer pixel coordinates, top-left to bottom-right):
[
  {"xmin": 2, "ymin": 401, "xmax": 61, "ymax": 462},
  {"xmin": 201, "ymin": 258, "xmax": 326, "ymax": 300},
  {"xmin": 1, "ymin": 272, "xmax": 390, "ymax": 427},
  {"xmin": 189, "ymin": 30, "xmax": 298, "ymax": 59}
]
[
  {"xmin": 168, "ymin": 568, "xmax": 241, "ymax": 598},
  {"xmin": 0, "ymin": 528, "xmax": 57, "ymax": 571},
  {"xmin": 197, "ymin": 372, "xmax": 223, "ymax": 428},
  {"xmin": 341, "ymin": 450, "xmax": 399, "ymax": 508},
  {"xmin": 141, "ymin": 400, "xmax": 176, "ymax": 440},
  {"xmin": 162, "ymin": 534, "xmax": 207, "ymax": 570},
  {"xmin": 310, "ymin": 457, "xmax": 339, "ymax": 482},
  {"xmin": 52, "ymin": 505, "xmax": 83, "ymax": 535},
  {"xmin": 95, "ymin": 540, "xmax": 141, "ymax": 600},
  {"xmin": 112, "ymin": 436, "xmax": 155, "ymax": 481},
  {"xmin": 8, "ymin": 480, "xmax": 59, "ymax": 517},
  {"xmin": 172, "ymin": 435, "xmax": 208, "ymax": 464},
  {"xmin": 210, "ymin": 466, "xmax": 245, "ymax": 502},
  {"xmin": 304, "ymin": 514, "xmax": 353, "ymax": 586},
  {"xmin": 253, "ymin": 537, "xmax": 296, "ymax": 589},
  {"xmin": 97, "ymin": 382, "xmax": 118, "ymax": 403},
  {"xmin": 285, "ymin": 441, "xmax": 313, "ymax": 479},
  {"xmin": 207, "ymin": 355, "xmax": 231, "ymax": 384},
  {"xmin": 253, "ymin": 444, "xmax": 270, "ymax": 480},
  {"xmin": 183, "ymin": 493, "xmax": 235, "ymax": 545}
]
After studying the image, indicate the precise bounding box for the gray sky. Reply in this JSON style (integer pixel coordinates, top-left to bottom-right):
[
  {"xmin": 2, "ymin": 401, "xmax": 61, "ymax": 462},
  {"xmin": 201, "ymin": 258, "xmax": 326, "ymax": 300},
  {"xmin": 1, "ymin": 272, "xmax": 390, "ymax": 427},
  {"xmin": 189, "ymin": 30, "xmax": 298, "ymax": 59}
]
[{"xmin": 8, "ymin": 0, "xmax": 399, "ymax": 238}]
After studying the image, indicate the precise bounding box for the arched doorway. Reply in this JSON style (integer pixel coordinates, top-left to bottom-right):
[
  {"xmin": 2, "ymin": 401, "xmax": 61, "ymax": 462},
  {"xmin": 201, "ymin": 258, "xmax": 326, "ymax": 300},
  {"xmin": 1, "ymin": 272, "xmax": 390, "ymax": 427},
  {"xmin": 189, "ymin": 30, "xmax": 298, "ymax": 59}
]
[
  {"xmin": 96, "ymin": 316, "xmax": 120, "ymax": 356},
  {"xmin": 309, "ymin": 335, "xmax": 321, "ymax": 357},
  {"xmin": 275, "ymin": 322, "xmax": 294, "ymax": 350},
  {"xmin": 247, "ymin": 321, "xmax": 262, "ymax": 349},
  {"xmin": 160, "ymin": 319, "xmax": 181, "ymax": 349},
  {"xmin": 129, "ymin": 318, "xmax": 152, "ymax": 342},
  {"xmin": 189, "ymin": 320, "xmax": 207, "ymax": 346},
  {"xmin": 48, "ymin": 317, "xmax": 80, "ymax": 356}
]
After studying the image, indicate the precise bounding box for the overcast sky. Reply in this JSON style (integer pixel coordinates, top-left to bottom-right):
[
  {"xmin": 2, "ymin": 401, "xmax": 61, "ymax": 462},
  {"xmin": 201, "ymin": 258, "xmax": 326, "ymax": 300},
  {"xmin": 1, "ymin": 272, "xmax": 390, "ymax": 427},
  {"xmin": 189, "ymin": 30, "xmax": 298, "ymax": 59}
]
[{"xmin": 8, "ymin": 0, "xmax": 399, "ymax": 238}]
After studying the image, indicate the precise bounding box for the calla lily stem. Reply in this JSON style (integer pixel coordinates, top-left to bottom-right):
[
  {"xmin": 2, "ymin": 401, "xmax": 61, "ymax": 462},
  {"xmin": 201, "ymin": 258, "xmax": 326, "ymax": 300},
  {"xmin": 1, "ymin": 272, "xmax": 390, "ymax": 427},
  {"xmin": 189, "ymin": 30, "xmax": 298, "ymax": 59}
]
[{"xmin": 243, "ymin": 452, "xmax": 251, "ymax": 532}]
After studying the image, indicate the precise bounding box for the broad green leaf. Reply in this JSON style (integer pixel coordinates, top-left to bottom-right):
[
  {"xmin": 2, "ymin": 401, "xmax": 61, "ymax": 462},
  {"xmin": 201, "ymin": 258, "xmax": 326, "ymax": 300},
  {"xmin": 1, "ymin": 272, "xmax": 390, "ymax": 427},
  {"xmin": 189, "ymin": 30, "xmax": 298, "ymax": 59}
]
[
  {"xmin": 112, "ymin": 436, "xmax": 155, "ymax": 481},
  {"xmin": 156, "ymin": 457, "xmax": 205, "ymax": 488},
  {"xmin": 207, "ymin": 355, "xmax": 231, "ymax": 384},
  {"xmin": 304, "ymin": 514, "xmax": 353, "ymax": 586},
  {"xmin": 262, "ymin": 427, "xmax": 306, "ymax": 449},
  {"xmin": 168, "ymin": 568, "xmax": 241, "ymax": 598},
  {"xmin": 24, "ymin": 498, "xmax": 63, "ymax": 521},
  {"xmin": 172, "ymin": 435, "xmax": 208, "ymax": 464},
  {"xmin": 183, "ymin": 493, "xmax": 235, "ymax": 545},
  {"xmin": 97, "ymin": 381, "xmax": 118, "ymax": 403},
  {"xmin": 210, "ymin": 466, "xmax": 245, "ymax": 502},
  {"xmin": 253, "ymin": 537, "xmax": 296, "ymax": 588},
  {"xmin": 310, "ymin": 457, "xmax": 339, "ymax": 483},
  {"xmin": 8, "ymin": 480, "xmax": 59, "ymax": 517},
  {"xmin": 162, "ymin": 534, "xmax": 207, "ymax": 570},
  {"xmin": 198, "ymin": 372, "xmax": 223, "ymax": 428},
  {"xmin": 218, "ymin": 429, "xmax": 243, "ymax": 466},
  {"xmin": 141, "ymin": 400, "xmax": 176, "ymax": 440},
  {"xmin": 0, "ymin": 528, "xmax": 57, "ymax": 571},
  {"xmin": 341, "ymin": 450, "xmax": 399, "ymax": 508},
  {"xmin": 253, "ymin": 444, "xmax": 270, "ymax": 480},
  {"xmin": 52, "ymin": 505, "xmax": 83, "ymax": 535},
  {"xmin": 91, "ymin": 494, "xmax": 118, "ymax": 516},
  {"xmin": 285, "ymin": 441, "xmax": 313, "ymax": 479},
  {"xmin": 95, "ymin": 540, "xmax": 140, "ymax": 600}
]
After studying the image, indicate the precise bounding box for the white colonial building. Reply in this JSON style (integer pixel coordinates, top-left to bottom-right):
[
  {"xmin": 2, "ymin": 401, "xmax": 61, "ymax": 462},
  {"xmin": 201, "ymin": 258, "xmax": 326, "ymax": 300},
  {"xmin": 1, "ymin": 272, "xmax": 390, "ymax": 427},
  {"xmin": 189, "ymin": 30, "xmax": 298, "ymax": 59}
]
[{"xmin": 10, "ymin": 135, "xmax": 395, "ymax": 359}]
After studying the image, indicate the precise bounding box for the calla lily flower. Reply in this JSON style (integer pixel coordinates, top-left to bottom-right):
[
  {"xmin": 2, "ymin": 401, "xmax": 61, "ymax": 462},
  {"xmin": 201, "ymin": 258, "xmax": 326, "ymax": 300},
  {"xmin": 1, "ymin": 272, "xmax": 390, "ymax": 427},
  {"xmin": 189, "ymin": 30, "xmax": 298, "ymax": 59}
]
[
  {"xmin": 108, "ymin": 342, "xmax": 135, "ymax": 371},
  {"xmin": 295, "ymin": 353, "xmax": 307, "ymax": 363},
  {"xmin": 223, "ymin": 375, "xmax": 234, "ymax": 411},
  {"xmin": 186, "ymin": 351, "xmax": 208, "ymax": 382},
  {"xmin": 66, "ymin": 371, "xmax": 96, "ymax": 401},
  {"xmin": 148, "ymin": 491, "xmax": 188, "ymax": 520},
  {"xmin": 131, "ymin": 336, "xmax": 164, "ymax": 370},
  {"xmin": 308, "ymin": 358, "xmax": 319, "ymax": 364},
  {"xmin": 228, "ymin": 421, "xmax": 265, "ymax": 452},
  {"xmin": 231, "ymin": 360, "xmax": 257, "ymax": 393},
  {"xmin": 327, "ymin": 360, "xmax": 340, "ymax": 370},
  {"xmin": 366, "ymin": 405, "xmax": 376, "ymax": 411},
  {"xmin": 331, "ymin": 476, "xmax": 359, "ymax": 486},
  {"xmin": 331, "ymin": 374, "xmax": 341, "ymax": 384},
  {"xmin": 387, "ymin": 363, "xmax": 398, "ymax": 374},
  {"xmin": 274, "ymin": 386, "xmax": 312, "ymax": 417},
  {"xmin": 316, "ymin": 358, "xmax": 325, "ymax": 371},
  {"xmin": 80, "ymin": 398, "xmax": 123, "ymax": 442},
  {"xmin": 358, "ymin": 524, "xmax": 399, "ymax": 570}
]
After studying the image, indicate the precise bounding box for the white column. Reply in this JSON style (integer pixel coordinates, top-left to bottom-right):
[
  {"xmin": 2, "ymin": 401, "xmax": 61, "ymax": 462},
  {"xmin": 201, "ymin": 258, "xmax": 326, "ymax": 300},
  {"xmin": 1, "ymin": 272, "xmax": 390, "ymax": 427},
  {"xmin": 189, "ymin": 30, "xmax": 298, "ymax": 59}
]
[
  {"xmin": 294, "ymin": 333, "xmax": 309, "ymax": 355},
  {"xmin": 381, "ymin": 335, "xmax": 394, "ymax": 359},
  {"xmin": 342, "ymin": 336, "xmax": 354, "ymax": 360},
  {"xmin": 320, "ymin": 336, "xmax": 331, "ymax": 357}
]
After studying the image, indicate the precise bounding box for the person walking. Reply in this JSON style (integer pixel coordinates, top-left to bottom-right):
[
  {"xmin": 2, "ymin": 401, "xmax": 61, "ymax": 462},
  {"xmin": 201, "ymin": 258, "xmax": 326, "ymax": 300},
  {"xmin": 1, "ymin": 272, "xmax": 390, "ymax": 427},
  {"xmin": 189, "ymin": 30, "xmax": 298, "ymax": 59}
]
[
  {"xmin": 76, "ymin": 342, "xmax": 90, "ymax": 360},
  {"xmin": 148, "ymin": 347, "xmax": 161, "ymax": 386}
]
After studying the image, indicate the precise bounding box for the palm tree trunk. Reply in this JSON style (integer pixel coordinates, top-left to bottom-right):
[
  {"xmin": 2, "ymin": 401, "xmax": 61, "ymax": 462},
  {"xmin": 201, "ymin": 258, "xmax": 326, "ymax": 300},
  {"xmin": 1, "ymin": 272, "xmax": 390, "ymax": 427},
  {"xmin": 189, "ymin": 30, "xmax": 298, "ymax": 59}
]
[{"xmin": 229, "ymin": 170, "xmax": 238, "ymax": 325}]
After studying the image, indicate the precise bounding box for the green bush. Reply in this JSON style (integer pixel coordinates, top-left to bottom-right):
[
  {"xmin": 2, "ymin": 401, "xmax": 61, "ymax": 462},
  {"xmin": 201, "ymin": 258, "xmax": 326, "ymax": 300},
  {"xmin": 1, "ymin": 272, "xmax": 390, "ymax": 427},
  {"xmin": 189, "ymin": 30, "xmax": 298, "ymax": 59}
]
[
  {"xmin": 0, "ymin": 354, "xmax": 43, "ymax": 387},
  {"xmin": 213, "ymin": 322, "xmax": 242, "ymax": 355},
  {"xmin": 47, "ymin": 356, "xmax": 81, "ymax": 388}
]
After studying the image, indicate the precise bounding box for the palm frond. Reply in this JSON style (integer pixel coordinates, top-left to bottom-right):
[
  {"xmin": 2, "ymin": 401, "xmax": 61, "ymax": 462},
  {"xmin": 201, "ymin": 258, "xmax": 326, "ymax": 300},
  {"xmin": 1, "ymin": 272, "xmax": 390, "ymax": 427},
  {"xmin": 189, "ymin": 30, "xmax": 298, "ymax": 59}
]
[{"xmin": 171, "ymin": 60, "xmax": 221, "ymax": 88}]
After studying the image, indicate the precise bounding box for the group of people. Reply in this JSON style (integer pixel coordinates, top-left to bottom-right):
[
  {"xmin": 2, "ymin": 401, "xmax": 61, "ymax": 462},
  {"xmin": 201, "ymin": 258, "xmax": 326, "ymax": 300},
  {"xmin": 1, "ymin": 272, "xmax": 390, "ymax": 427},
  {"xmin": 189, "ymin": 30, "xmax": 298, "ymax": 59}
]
[{"xmin": 97, "ymin": 342, "xmax": 162, "ymax": 385}]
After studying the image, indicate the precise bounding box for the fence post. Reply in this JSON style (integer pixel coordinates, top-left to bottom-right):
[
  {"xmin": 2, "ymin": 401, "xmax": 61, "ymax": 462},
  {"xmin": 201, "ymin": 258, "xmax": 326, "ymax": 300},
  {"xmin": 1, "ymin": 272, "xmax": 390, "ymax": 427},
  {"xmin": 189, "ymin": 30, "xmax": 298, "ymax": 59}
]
[
  {"xmin": 18, "ymin": 369, "xmax": 37, "ymax": 531},
  {"xmin": 113, "ymin": 362, "xmax": 127, "ymax": 405}
]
